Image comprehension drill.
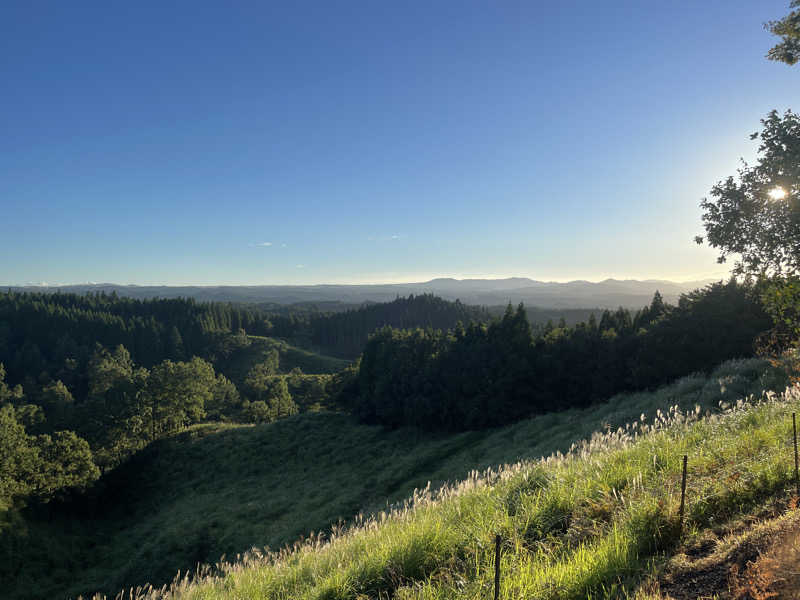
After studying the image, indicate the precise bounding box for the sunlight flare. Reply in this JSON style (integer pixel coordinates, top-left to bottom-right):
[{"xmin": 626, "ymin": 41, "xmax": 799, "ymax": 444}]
[{"xmin": 768, "ymin": 186, "xmax": 787, "ymax": 200}]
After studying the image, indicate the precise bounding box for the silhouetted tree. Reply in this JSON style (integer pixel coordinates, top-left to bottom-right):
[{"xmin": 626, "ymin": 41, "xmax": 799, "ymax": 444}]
[
  {"xmin": 767, "ymin": 1, "xmax": 800, "ymax": 64},
  {"xmin": 696, "ymin": 110, "xmax": 800, "ymax": 277}
]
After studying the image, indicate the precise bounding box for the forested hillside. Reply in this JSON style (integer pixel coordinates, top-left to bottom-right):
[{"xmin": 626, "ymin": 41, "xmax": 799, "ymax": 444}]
[
  {"xmin": 350, "ymin": 280, "xmax": 772, "ymax": 430},
  {"xmin": 0, "ymin": 291, "xmax": 488, "ymax": 509},
  {"xmin": 4, "ymin": 1, "xmax": 799, "ymax": 598},
  {"xmin": 268, "ymin": 294, "xmax": 489, "ymax": 357},
  {"xmin": 2, "ymin": 357, "xmax": 791, "ymax": 600},
  {"xmin": 491, "ymin": 305, "xmax": 603, "ymax": 329},
  {"xmin": 0, "ymin": 292, "xmax": 348, "ymax": 507},
  {"xmin": 0, "ymin": 280, "xmax": 778, "ymax": 510},
  {"xmin": 0, "ymin": 291, "xmax": 275, "ymax": 380},
  {"xmin": 132, "ymin": 371, "xmax": 800, "ymax": 600},
  {"xmin": 0, "ymin": 279, "xmax": 789, "ymax": 600}
]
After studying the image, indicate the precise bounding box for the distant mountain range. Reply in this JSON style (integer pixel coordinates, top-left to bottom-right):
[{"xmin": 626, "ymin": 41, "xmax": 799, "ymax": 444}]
[{"xmin": 5, "ymin": 278, "xmax": 719, "ymax": 309}]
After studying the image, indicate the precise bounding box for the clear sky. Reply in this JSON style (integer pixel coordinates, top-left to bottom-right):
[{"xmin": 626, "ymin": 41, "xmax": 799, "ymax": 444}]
[{"xmin": 1, "ymin": 1, "xmax": 797, "ymax": 286}]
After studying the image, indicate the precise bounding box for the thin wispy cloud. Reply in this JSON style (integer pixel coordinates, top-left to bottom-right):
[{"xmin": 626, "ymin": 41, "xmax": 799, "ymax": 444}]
[
  {"xmin": 367, "ymin": 234, "xmax": 406, "ymax": 242},
  {"xmin": 248, "ymin": 242, "xmax": 273, "ymax": 247}
]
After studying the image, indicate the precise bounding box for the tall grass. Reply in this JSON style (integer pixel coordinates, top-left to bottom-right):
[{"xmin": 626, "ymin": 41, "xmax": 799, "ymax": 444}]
[
  {"xmin": 3, "ymin": 357, "xmax": 787, "ymax": 599},
  {"xmin": 102, "ymin": 360, "xmax": 799, "ymax": 600}
]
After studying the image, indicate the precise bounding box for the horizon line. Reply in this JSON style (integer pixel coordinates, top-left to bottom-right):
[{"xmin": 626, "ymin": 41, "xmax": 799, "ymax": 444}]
[{"xmin": 2, "ymin": 274, "xmax": 729, "ymax": 288}]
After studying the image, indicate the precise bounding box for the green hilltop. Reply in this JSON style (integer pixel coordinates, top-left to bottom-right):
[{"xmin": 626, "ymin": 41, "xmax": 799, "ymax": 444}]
[{"xmin": 241, "ymin": 335, "xmax": 349, "ymax": 375}]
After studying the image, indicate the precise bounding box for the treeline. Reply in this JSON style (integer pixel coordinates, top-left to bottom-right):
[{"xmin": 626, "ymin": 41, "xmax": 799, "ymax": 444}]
[
  {"xmin": 493, "ymin": 306, "xmax": 603, "ymax": 330},
  {"xmin": 0, "ymin": 291, "xmax": 484, "ymax": 511},
  {"xmin": 0, "ymin": 368, "xmax": 98, "ymax": 512},
  {"xmin": 0, "ymin": 337, "xmax": 351, "ymax": 510},
  {"xmin": 0, "ymin": 291, "xmax": 274, "ymax": 383},
  {"xmin": 268, "ymin": 294, "xmax": 489, "ymax": 357},
  {"xmin": 0, "ymin": 281, "xmax": 776, "ymax": 510},
  {"xmin": 348, "ymin": 280, "xmax": 772, "ymax": 430},
  {"xmin": 0, "ymin": 292, "xmax": 348, "ymax": 511}
]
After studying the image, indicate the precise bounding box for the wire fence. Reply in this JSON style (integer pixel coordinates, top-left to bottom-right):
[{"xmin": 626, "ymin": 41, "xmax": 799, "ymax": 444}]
[
  {"xmin": 489, "ymin": 411, "xmax": 800, "ymax": 600},
  {"xmin": 89, "ymin": 397, "xmax": 800, "ymax": 600}
]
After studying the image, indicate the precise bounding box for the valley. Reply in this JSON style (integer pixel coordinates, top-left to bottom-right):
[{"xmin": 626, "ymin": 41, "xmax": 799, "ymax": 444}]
[{"xmin": 2, "ymin": 357, "xmax": 790, "ymax": 599}]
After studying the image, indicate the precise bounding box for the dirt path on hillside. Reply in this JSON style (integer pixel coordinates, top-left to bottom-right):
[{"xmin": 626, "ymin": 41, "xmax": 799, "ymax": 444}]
[{"xmin": 655, "ymin": 500, "xmax": 800, "ymax": 599}]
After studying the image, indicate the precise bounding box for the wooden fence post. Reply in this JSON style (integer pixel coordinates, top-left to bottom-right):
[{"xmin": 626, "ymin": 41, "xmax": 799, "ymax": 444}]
[
  {"xmin": 494, "ymin": 534, "xmax": 501, "ymax": 600},
  {"xmin": 793, "ymin": 413, "xmax": 799, "ymax": 499},
  {"xmin": 679, "ymin": 454, "xmax": 688, "ymax": 531}
]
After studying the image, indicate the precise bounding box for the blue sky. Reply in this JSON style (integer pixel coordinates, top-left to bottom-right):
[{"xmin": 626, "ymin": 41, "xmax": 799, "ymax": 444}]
[{"xmin": 1, "ymin": 1, "xmax": 797, "ymax": 285}]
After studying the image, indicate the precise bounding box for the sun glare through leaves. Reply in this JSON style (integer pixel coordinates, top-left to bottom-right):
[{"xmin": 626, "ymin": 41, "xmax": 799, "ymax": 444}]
[{"xmin": 768, "ymin": 186, "xmax": 787, "ymax": 200}]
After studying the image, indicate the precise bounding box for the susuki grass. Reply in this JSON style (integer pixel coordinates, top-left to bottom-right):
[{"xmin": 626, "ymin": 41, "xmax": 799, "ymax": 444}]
[
  {"xmin": 2, "ymin": 356, "xmax": 779, "ymax": 600},
  {"xmin": 2, "ymin": 357, "xmax": 788, "ymax": 599},
  {"xmin": 92, "ymin": 357, "xmax": 800, "ymax": 600}
]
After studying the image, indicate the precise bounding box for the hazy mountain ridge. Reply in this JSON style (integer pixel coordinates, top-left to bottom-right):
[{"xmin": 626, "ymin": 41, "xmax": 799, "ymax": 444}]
[{"xmin": 5, "ymin": 278, "xmax": 717, "ymax": 308}]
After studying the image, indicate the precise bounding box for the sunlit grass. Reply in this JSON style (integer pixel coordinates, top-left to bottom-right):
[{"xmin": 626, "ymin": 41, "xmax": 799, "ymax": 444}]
[
  {"xmin": 107, "ymin": 359, "xmax": 800, "ymax": 600},
  {"xmin": 6, "ymin": 357, "xmax": 790, "ymax": 599}
]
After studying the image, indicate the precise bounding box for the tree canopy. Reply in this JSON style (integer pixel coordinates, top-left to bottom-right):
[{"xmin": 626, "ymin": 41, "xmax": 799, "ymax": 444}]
[
  {"xmin": 349, "ymin": 282, "xmax": 771, "ymax": 431},
  {"xmin": 696, "ymin": 109, "xmax": 800, "ymax": 277},
  {"xmin": 767, "ymin": 1, "xmax": 800, "ymax": 65}
]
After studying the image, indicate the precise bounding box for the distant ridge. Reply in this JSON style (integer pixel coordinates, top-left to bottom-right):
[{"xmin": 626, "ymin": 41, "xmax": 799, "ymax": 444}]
[{"xmin": 4, "ymin": 277, "xmax": 719, "ymax": 309}]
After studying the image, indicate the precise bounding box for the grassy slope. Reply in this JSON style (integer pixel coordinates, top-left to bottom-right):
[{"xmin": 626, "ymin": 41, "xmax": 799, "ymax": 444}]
[
  {"xmin": 213, "ymin": 335, "xmax": 349, "ymax": 389},
  {"xmin": 250, "ymin": 335, "xmax": 350, "ymax": 374},
  {"xmin": 173, "ymin": 365, "xmax": 800, "ymax": 600},
  {"xmin": 3, "ymin": 358, "xmax": 790, "ymax": 599}
]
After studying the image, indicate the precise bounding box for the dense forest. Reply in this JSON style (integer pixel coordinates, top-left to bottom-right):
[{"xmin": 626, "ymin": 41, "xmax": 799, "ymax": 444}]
[
  {"xmin": 0, "ymin": 291, "xmax": 487, "ymax": 511},
  {"xmin": 0, "ymin": 291, "xmax": 274, "ymax": 374},
  {"xmin": 348, "ymin": 280, "xmax": 772, "ymax": 430},
  {"xmin": 0, "ymin": 293, "xmax": 290, "ymax": 511},
  {"xmin": 267, "ymin": 294, "xmax": 489, "ymax": 357},
  {"xmin": 0, "ymin": 279, "xmax": 779, "ymax": 524},
  {"xmin": 0, "ymin": 277, "xmax": 790, "ymax": 600},
  {"xmin": 265, "ymin": 298, "xmax": 590, "ymax": 358}
]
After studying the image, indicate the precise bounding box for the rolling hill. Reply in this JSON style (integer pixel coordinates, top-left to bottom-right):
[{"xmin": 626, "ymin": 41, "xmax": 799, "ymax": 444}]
[
  {"xmin": 2, "ymin": 357, "xmax": 790, "ymax": 600},
  {"xmin": 171, "ymin": 369, "xmax": 800, "ymax": 600}
]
